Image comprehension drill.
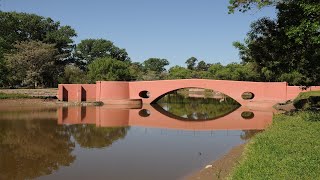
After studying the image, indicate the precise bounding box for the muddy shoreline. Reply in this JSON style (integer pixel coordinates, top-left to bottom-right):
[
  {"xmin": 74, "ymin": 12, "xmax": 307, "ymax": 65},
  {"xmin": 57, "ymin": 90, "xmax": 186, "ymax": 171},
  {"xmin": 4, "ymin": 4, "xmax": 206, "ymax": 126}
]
[{"xmin": 187, "ymin": 144, "xmax": 245, "ymax": 180}]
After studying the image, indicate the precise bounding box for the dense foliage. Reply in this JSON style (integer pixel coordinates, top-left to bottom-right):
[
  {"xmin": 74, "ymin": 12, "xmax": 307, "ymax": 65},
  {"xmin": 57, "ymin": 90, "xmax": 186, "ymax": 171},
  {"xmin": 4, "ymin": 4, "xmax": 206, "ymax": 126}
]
[{"xmin": 231, "ymin": 0, "xmax": 320, "ymax": 85}]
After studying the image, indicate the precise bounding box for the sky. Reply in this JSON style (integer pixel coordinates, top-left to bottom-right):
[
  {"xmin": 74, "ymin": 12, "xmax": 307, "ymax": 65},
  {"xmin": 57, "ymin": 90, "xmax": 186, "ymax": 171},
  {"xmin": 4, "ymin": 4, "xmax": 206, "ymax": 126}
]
[{"xmin": 1, "ymin": 0, "xmax": 276, "ymax": 67}]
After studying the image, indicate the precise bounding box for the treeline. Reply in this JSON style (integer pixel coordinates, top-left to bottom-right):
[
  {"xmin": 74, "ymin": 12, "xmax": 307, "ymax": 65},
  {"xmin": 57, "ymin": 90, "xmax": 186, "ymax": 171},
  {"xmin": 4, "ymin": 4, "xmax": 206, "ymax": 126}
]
[
  {"xmin": 1, "ymin": 0, "xmax": 319, "ymax": 88},
  {"xmin": 0, "ymin": 11, "xmax": 259, "ymax": 88}
]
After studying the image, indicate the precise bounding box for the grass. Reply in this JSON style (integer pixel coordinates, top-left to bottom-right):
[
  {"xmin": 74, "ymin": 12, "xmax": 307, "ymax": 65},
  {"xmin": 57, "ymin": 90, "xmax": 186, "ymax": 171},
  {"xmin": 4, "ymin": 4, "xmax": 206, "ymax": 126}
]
[
  {"xmin": 294, "ymin": 91, "xmax": 320, "ymax": 101},
  {"xmin": 293, "ymin": 91, "xmax": 320, "ymax": 109},
  {"xmin": 230, "ymin": 111, "xmax": 320, "ymax": 179},
  {"xmin": 0, "ymin": 92, "xmax": 31, "ymax": 99}
]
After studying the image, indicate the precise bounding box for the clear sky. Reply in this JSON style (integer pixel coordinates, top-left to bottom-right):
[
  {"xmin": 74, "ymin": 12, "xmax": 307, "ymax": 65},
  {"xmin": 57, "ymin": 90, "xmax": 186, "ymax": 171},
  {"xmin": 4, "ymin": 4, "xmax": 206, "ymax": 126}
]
[{"xmin": 1, "ymin": 0, "xmax": 276, "ymax": 67}]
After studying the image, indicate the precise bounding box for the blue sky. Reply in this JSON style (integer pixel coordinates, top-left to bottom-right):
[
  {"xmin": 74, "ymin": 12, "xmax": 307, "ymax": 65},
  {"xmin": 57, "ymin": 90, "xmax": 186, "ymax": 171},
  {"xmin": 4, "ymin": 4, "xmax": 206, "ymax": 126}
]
[{"xmin": 1, "ymin": 0, "xmax": 276, "ymax": 67}]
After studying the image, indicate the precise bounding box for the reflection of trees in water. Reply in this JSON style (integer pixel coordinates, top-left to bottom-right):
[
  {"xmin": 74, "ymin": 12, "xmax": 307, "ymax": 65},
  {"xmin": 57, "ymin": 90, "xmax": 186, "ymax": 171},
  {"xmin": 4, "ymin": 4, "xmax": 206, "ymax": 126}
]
[
  {"xmin": 69, "ymin": 125, "xmax": 129, "ymax": 148},
  {"xmin": 0, "ymin": 119, "xmax": 129, "ymax": 179},
  {"xmin": 157, "ymin": 93, "xmax": 240, "ymax": 120},
  {"xmin": 240, "ymin": 130, "xmax": 263, "ymax": 140},
  {"xmin": 0, "ymin": 120, "xmax": 75, "ymax": 180}
]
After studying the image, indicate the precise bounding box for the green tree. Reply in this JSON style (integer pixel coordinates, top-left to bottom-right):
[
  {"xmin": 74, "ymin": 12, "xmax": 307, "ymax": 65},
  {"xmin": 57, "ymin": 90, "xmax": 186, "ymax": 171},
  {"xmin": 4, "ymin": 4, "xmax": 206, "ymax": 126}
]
[
  {"xmin": 208, "ymin": 62, "xmax": 258, "ymax": 81},
  {"xmin": 87, "ymin": 57, "xmax": 132, "ymax": 82},
  {"xmin": 60, "ymin": 65, "xmax": 88, "ymax": 84},
  {"xmin": 76, "ymin": 39, "xmax": 130, "ymax": 65},
  {"xmin": 233, "ymin": 0, "xmax": 320, "ymax": 85},
  {"xmin": 128, "ymin": 62, "xmax": 144, "ymax": 80},
  {"xmin": 6, "ymin": 41, "xmax": 58, "ymax": 87},
  {"xmin": 142, "ymin": 58, "xmax": 169, "ymax": 74},
  {"xmin": 228, "ymin": 0, "xmax": 276, "ymax": 13},
  {"xmin": 196, "ymin": 60, "xmax": 209, "ymax": 71},
  {"xmin": 167, "ymin": 66, "xmax": 192, "ymax": 79},
  {"xmin": 0, "ymin": 12, "xmax": 76, "ymax": 59},
  {"xmin": 185, "ymin": 57, "xmax": 198, "ymax": 70},
  {"xmin": 0, "ymin": 37, "xmax": 7, "ymax": 86}
]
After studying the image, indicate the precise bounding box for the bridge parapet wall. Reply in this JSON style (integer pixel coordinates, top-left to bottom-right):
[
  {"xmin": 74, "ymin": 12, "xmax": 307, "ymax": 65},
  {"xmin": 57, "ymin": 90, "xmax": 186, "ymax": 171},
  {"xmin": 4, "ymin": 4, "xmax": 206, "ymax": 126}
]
[
  {"xmin": 128, "ymin": 79, "xmax": 287, "ymax": 105},
  {"xmin": 57, "ymin": 84, "xmax": 96, "ymax": 102},
  {"xmin": 96, "ymin": 81, "xmax": 130, "ymax": 103}
]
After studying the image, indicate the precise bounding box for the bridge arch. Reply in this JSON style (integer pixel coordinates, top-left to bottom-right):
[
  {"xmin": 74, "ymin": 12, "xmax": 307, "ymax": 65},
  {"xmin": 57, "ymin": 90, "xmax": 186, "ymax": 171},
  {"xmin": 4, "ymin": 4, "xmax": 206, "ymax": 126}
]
[{"xmin": 149, "ymin": 87, "xmax": 239, "ymax": 104}]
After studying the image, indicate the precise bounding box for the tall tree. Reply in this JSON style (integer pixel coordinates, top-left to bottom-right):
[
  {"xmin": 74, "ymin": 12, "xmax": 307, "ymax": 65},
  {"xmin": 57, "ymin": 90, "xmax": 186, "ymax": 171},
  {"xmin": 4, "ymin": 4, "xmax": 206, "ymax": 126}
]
[
  {"xmin": 196, "ymin": 60, "xmax": 210, "ymax": 71},
  {"xmin": 87, "ymin": 57, "xmax": 132, "ymax": 82},
  {"xmin": 167, "ymin": 66, "xmax": 192, "ymax": 79},
  {"xmin": 142, "ymin": 58, "xmax": 169, "ymax": 74},
  {"xmin": 185, "ymin": 57, "xmax": 198, "ymax": 70},
  {"xmin": 60, "ymin": 65, "xmax": 88, "ymax": 84},
  {"xmin": 6, "ymin": 41, "xmax": 58, "ymax": 87},
  {"xmin": 228, "ymin": 0, "xmax": 276, "ymax": 13},
  {"xmin": 232, "ymin": 0, "xmax": 320, "ymax": 85},
  {"xmin": 0, "ymin": 12, "xmax": 76, "ymax": 59},
  {"xmin": 76, "ymin": 39, "xmax": 130, "ymax": 66},
  {"xmin": 0, "ymin": 37, "xmax": 7, "ymax": 86}
]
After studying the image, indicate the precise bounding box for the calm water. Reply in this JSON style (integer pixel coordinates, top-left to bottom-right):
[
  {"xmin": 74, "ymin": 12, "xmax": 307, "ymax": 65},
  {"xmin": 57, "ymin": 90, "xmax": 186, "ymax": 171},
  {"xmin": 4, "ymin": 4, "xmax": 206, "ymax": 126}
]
[{"xmin": 0, "ymin": 93, "xmax": 273, "ymax": 180}]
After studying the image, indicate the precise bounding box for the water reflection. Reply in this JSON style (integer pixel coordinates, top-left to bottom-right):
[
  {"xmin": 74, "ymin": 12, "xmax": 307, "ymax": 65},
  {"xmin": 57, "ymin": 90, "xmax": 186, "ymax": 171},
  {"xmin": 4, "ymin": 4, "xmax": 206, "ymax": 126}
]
[
  {"xmin": 0, "ymin": 108, "xmax": 129, "ymax": 179},
  {"xmin": 156, "ymin": 92, "xmax": 240, "ymax": 120},
  {"xmin": 58, "ymin": 105, "xmax": 273, "ymax": 130},
  {"xmin": 0, "ymin": 119, "xmax": 75, "ymax": 180},
  {"xmin": 69, "ymin": 125, "xmax": 128, "ymax": 149},
  {"xmin": 0, "ymin": 95, "xmax": 274, "ymax": 180}
]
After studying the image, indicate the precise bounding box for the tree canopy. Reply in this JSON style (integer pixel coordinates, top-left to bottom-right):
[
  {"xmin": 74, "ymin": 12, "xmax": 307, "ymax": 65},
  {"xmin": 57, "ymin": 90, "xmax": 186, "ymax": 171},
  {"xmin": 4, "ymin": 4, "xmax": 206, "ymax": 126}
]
[
  {"xmin": 76, "ymin": 38, "xmax": 130, "ymax": 66},
  {"xmin": 87, "ymin": 57, "xmax": 132, "ymax": 82},
  {"xmin": 0, "ymin": 11, "xmax": 76, "ymax": 58},
  {"xmin": 6, "ymin": 41, "xmax": 58, "ymax": 87},
  {"xmin": 232, "ymin": 0, "xmax": 320, "ymax": 85}
]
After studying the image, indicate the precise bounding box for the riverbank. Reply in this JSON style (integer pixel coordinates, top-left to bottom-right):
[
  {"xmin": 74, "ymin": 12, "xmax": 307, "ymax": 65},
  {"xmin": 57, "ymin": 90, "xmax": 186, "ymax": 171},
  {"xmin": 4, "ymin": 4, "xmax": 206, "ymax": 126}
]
[
  {"xmin": 229, "ymin": 111, "xmax": 320, "ymax": 179},
  {"xmin": 0, "ymin": 88, "xmax": 57, "ymax": 98},
  {"xmin": 188, "ymin": 144, "xmax": 246, "ymax": 180}
]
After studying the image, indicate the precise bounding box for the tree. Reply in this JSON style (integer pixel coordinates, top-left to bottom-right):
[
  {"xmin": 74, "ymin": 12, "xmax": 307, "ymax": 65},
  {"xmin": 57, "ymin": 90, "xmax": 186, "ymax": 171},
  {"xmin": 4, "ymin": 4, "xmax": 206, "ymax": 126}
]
[
  {"xmin": 87, "ymin": 57, "xmax": 132, "ymax": 82},
  {"xmin": 128, "ymin": 62, "xmax": 144, "ymax": 80},
  {"xmin": 207, "ymin": 62, "xmax": 259, "ymax": 81},
  {"xmin": 6, "ymin": 41, "xmax": 58, "ymax": 87},
  {"xmin": 167, "ymin": 66, "xmax": 192, "ymax": 79},
  {"xmin": 0, "ymin": 12, "xmax": 76, "ymax": 59},
  {"xmin": 233, "ymin": 0, "xmax": 320, "ymax": 85},
  {"xmin": 59, "ymin": 65, "xmax": 88, "ymax": 84},
  {"xmin": 142, "ymin": 58, "xmax": 169, "ymax": 74},
  {"xmin": 185, "ymin": 57, "xmax": 198, "ymax": 70},
  {"xmin": 76, "ymin": 39, "xmax": 130, "ymax": 65},
  {"xmin": 0, "ymin": 37, "xmax": 7, "ymax": 86},
  {"xmin": 196, "ymin": 60, "xmax": 209, "ymax": 71},
  {"xmin": 228, "ymin": 0, "xmax": 276, "ymax": 13}
]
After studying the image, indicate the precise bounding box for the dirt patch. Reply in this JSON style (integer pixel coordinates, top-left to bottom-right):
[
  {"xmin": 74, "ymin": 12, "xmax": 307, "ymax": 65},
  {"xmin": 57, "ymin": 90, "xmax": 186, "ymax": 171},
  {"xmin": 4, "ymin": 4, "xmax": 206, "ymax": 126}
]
[
  {"xmin": 273, "ymin": 101, "xmax": 296, "ymax": 113},
  {"xmin": 187, "ymin": 144, "xmax": 245, "ymax": 180},
  {"xmin": 0, "ymin": 88, "xmax": 58, "ymax": 98}
]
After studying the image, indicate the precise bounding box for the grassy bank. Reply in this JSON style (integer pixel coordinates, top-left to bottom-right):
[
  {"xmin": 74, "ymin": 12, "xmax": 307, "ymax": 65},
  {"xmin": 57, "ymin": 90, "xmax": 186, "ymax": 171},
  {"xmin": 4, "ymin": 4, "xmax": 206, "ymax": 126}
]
[
  {"xmin": 230, "ymin": 111, "xmax": 320, "ymax": 179},
  {"xmin": 0, "ymin": 92, "xmax": 31, "ymax": 99},
  {"xmin": 293, "ymin": 90, "xmax": 320, "ymax": 109}
]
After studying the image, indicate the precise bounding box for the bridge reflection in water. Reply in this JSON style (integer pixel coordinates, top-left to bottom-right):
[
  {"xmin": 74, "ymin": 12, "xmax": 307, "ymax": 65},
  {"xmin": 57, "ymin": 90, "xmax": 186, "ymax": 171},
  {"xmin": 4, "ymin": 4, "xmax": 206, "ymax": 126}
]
[{"xmin": 58, "ymin": 105, "xmax": 273, "ymax": 131}]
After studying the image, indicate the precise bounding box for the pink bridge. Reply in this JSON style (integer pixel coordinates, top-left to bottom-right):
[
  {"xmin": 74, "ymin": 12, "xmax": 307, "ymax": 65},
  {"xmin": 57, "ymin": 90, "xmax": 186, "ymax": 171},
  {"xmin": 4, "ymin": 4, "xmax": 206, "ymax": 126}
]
[{"xmin": 57, "ymin": 79, "xmax": 320, "ymax": 106}]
